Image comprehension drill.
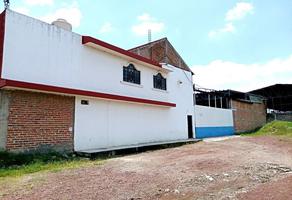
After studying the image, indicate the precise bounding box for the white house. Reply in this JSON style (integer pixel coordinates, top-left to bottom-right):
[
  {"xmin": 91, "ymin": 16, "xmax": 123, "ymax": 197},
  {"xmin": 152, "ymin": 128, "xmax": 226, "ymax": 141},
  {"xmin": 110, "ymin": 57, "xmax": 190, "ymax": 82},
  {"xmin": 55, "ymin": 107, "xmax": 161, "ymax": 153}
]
[{"xmin": 0, "ymin": 10, "xmax": 195, "ymax": 152}]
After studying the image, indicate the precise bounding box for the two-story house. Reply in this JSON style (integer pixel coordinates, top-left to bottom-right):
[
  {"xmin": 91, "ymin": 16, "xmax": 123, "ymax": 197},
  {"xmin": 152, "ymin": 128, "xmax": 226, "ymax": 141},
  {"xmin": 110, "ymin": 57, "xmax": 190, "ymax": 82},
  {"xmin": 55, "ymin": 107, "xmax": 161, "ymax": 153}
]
[{"xmin": 0, "ymin": 10, "xmax": 195, "ymax": 153}]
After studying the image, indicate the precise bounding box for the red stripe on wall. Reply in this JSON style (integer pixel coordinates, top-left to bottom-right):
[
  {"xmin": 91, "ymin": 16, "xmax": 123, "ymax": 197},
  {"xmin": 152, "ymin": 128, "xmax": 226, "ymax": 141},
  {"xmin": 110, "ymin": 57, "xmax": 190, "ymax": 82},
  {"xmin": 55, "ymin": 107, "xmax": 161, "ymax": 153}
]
[
  {"xmin": 82, "ymin": 36, "xmax": 162, "ymax": 68},
  {"xmin": 3, "ymin": 79, "xmax": 176, "ymax": 107},
  {"xmin": 0, "ymin": 10, "xmax": 6, "ymax": 79}
]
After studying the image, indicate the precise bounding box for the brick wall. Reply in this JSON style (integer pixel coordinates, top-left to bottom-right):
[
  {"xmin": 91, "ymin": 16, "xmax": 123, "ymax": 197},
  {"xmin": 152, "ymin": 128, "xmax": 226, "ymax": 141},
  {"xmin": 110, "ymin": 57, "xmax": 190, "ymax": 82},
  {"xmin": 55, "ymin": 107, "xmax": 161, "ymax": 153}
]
[
  {"xmin": 129, "ymin": 38, "xmax": 191, "ymax": 72},
  {"xmin": 5, "ymin": 90, "xmax": 75, "ymax": 152},
  {"xmin": 130, "ymin": 41, "xmax": 166, "ymax": 63},
  {"xmin": 232, "ymin": 100, "xmax": 266, "ymax": 133}
]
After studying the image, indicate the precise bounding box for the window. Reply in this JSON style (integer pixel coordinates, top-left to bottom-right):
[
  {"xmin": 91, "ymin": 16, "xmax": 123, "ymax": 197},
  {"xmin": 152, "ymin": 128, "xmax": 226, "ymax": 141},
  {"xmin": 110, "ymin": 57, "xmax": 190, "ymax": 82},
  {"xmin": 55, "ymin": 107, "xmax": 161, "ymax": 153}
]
[
  {"xmin": 123, "ymin": 64, "xmax": 141, "ymax": 84},
  {"xmin": 81, "ymin": 100, "xmax": 89, "ymax": 105},
  {"xmin": 153, "ymin": 73, "xmax": 167, "ymax": 90}
]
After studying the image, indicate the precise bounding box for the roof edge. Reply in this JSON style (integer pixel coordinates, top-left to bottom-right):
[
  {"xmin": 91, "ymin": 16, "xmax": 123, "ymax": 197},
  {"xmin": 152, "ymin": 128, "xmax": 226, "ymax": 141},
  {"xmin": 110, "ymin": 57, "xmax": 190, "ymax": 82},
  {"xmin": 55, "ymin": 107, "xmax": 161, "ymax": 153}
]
[
  {"xmin": 127, "ymin": 37, "xmax": 168, "ymax": 51},
  {"xmin": 82, "ymin": 36, "xmax": 162, "ymax": 69}
]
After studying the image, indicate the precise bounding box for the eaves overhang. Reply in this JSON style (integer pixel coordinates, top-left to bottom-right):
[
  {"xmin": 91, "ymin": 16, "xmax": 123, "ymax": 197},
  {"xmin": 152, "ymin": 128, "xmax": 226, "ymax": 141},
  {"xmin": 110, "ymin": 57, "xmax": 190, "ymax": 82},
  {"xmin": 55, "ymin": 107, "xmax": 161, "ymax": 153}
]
[{"xmin": 82, "ymin": 36, "xmax": 171, "ymax": 73}]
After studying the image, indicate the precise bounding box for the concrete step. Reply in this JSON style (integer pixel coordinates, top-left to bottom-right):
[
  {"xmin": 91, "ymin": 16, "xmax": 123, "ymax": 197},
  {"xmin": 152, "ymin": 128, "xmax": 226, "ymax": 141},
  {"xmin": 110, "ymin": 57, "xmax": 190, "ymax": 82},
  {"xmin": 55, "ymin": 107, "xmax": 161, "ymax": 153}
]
[{"xmin": 76, "ymin": 138, "xmax": 201, "ymax": 157}]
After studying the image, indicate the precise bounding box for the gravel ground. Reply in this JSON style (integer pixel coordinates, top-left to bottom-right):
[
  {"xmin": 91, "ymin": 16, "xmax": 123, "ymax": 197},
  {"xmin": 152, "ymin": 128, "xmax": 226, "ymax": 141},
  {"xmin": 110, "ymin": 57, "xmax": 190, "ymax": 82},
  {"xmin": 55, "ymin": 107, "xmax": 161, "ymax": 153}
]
[{"xmin": 1, "ymin": 136, "xmax": 292, "ymax": 200}]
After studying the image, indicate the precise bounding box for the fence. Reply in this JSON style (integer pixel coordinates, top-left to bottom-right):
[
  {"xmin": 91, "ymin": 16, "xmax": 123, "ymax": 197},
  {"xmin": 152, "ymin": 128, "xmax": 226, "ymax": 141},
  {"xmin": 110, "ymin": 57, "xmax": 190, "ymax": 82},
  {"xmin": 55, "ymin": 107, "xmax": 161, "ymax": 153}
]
[{"xmin": 195, "ymin": 105, "xmax": 234, "ymax": 139}]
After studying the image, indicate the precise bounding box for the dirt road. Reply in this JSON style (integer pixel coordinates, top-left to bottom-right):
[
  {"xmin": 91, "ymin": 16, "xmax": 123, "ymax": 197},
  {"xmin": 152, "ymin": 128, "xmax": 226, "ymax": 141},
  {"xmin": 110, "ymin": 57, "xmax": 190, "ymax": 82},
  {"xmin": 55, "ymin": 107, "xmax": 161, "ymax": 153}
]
[{"xmin": 1, "ymin": 136, "xmax": 292, "ymax": 200}]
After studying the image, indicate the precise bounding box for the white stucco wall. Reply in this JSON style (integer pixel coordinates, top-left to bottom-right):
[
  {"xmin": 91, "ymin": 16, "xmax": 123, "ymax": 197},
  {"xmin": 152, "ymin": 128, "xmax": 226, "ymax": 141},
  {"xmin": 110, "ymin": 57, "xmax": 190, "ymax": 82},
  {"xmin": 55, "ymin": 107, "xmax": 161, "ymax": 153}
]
[
  {"xmin": 2, "ymin": 10, "xmax": 195, "ymax": 151},
  {"xmin": 2, "ymin": 10, "xmax": 171, "ymax": 103},
  {"xmin": 75, "ymin": 98, "xmax": 179, "ymax": 150},
  {"xmin": 195, "ymin": 105, "xmax": 234, "ymax": 127},
  {"xmin": 75, "ymin": 64, "xmax": 195, "ymax": 151}
]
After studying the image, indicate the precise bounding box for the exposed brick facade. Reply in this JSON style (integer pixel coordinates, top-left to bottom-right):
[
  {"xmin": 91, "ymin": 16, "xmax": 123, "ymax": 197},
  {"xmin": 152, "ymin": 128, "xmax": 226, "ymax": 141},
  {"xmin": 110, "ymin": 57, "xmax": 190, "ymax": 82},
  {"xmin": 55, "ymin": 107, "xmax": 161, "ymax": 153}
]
[
  {"xmin": 129, "ymin": 38, "xmax": 192, "ymax": 72},
  {"xmin": 4, "ymin": 90, "xmax": 75, "ymax": 152},
  {"xmin": 232, "ymin": 100, "xmax": 266, "ymax": 133}
]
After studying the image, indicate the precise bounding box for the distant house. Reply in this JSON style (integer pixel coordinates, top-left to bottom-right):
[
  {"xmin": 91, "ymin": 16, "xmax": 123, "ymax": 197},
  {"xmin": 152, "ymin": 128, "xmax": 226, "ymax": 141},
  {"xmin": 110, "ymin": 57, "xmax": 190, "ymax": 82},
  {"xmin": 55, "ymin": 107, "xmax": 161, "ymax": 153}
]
[{"xmin": 0, "ymin": 10, "xmax": 195, "ymax": 153}]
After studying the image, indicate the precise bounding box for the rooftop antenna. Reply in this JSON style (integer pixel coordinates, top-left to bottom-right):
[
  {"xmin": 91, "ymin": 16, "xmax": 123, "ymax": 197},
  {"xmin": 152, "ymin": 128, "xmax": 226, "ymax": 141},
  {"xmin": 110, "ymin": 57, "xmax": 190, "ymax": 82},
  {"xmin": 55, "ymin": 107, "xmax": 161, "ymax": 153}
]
[
  {"xmin": 148, "ymin": 29, "xmax": 152, "ymax": 43},
  {"xmin": 3, "ymin": 0, "xmax": 10, "ymax": 9}
]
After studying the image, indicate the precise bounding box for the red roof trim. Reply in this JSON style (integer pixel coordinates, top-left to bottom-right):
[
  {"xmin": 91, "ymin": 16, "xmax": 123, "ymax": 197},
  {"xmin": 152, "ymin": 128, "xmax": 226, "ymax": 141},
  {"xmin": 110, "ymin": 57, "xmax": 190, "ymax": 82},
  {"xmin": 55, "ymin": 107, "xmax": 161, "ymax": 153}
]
[
  {"xmin": 82, "ymin": 36, "xmax": 162, "ymax": 68},
  {"xmin": 0, "ymin": 10, "xmax": 6, "ymax": 79},
  {"xmin": 2, "ymin": 79, "xmax": 176, "ymax": 107}
]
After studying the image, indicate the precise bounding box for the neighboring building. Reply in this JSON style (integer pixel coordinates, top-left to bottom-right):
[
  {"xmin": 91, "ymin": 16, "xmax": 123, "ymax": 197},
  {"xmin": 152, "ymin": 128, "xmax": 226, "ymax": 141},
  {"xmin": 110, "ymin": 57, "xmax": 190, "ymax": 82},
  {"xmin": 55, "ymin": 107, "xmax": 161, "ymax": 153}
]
[
  {"xmin": 129, "ymin": 38, "xmax": 193, "ymax": 73},
  {"xmin": 250, "ymin": 84, "xmax": 292, "ymax": 112},
  {"xmin": 0, "ymin": 10, "xmax": 195, "ymax": 152},
  {"xmin": 251, "ymin": 84, "xmax": 292, "ymax": 122},
  {"xmin": 195, "ymin": 89, "xmax": 267, "ymax": 134}
]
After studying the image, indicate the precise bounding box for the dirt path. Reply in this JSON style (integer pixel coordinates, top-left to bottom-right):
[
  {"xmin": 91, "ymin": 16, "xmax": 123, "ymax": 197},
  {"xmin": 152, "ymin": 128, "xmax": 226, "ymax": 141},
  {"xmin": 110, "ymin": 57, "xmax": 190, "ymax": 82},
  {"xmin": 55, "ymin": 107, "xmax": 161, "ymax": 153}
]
[{"xmin": 1, "ymin": 136, "xmax": 292, "ymax": 200}]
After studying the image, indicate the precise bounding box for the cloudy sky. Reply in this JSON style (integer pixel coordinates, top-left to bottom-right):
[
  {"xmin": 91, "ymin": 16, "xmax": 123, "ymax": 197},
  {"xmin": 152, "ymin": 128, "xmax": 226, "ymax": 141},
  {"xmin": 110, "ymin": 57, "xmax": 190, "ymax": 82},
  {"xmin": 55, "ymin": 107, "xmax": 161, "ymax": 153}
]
[{"xmin": 1, "ymin": 0, "xmax": 292, "ymax": 92}]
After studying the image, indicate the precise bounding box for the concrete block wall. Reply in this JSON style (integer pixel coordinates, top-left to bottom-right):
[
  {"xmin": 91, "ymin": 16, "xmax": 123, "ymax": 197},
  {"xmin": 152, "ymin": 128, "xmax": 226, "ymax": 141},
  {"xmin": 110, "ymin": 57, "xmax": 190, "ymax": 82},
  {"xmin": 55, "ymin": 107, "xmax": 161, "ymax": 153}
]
[
  {"xmin": 2, "ymin": 90, "xmax": 75, "ymax": 152},
  {"xmin": 0, "ymin": 91, "xmax": 9, "ymax": 150},
  {"xmin": 195, "ymin": 105, "xmax": 234, "ymax": 138},
  {"xmin": 232, "ymin": 100, "xmax": 266, "ymax": 133}
]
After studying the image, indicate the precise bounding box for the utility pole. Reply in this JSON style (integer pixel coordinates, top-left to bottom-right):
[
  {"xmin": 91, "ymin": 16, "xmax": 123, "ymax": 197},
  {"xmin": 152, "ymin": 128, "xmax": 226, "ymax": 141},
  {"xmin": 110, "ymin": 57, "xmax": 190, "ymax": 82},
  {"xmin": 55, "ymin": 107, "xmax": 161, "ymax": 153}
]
[{"xmin": 148, "ymin": 29, "xmax": 152, "ymax": 43}]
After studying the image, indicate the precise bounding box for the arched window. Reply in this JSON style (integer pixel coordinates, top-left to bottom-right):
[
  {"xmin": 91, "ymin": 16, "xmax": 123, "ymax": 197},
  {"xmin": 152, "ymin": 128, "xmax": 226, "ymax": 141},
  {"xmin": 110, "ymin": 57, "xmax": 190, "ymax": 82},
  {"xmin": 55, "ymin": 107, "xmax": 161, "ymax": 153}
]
[
  {"xmin": 123, "ymin": 64, "xmax": 141, "ymax": 84},
  {"xmin": 153, "ymin": 73, "xmax": 167, "ymax": 90}
]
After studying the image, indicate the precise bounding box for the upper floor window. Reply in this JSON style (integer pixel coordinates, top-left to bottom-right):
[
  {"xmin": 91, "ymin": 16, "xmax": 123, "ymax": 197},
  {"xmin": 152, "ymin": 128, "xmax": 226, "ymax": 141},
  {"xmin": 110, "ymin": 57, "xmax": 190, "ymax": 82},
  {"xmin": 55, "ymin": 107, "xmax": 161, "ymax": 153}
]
[
  {"xmin": 123, "ymin": 64, "xmax": 141, "ymax": 85},
  {"xmin": 153, "ymin": 73, "xmax": 167, "ymax": 90}
]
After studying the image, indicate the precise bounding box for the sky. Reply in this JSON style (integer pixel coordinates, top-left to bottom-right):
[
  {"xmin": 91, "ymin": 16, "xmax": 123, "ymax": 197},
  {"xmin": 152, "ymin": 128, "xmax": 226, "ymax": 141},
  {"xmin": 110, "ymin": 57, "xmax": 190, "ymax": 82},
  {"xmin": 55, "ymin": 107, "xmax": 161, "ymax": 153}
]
[{"xmin": 1, "ymin": 0, "xmax": 292, "ymax": 92}]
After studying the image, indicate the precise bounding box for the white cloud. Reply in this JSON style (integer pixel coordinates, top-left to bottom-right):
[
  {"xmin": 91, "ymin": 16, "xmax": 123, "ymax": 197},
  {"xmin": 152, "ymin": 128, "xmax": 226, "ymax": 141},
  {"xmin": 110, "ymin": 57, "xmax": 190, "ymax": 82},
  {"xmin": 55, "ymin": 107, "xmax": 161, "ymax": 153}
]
[
  {"xmin": 191, "ymin": 55, "xmax": 292, "ymax": 92},
  {"xmin": 137, "ymin": 13, "xmax": 152, "ymax": 21},
  {"xmin": 208, "ymin": 23, "xmax": 235, "ymax": 38},
  {"xmin": 40, "ymin": 1, "xmax": 82, "ymax": 28},
  {"xmin": 98, "ymin": 22, "xmax": 113, "ymax": 34},
  {"xmin": 208, "ymin": 2, "xmax": 254, "ymax": 39},
  {"xmin": 14, "ymin": 7, "xmax": 30, "ymax": 15},
  {"xmin": 24, "ymin": 0, "xmax": 54, "ymax": 6},
  {"xmin": 132, "ymin": 13, "xmax": 165, "ymax": 36},
  {"xmin": 226, "ymin": 2, "xmax": 254, "ymax": 21}
]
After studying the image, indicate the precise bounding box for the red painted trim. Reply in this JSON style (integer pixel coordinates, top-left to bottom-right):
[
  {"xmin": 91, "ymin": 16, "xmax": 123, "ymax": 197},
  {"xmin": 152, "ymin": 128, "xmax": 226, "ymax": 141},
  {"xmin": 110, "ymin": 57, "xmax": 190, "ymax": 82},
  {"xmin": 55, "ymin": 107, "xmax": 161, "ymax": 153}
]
[
  {"xmin": 0, "ymin": 10, "xmax": 6, "ymax": 79},
  {"xmin": 3, "ymin": 79, "xmax": 176, "ymax": 107},
  {"xmin": 82, "ymin": 36, "xmax": 162, "ymax": 68}
]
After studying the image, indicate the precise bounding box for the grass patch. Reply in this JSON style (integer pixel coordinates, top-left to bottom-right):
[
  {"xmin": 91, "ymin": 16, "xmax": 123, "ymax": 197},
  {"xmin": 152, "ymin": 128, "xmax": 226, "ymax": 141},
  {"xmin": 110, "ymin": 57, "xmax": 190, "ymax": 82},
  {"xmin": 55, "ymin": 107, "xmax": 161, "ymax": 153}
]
[
  {"xmin": 242, "ymin": 120, "xmax": 292, "ymax": 137},
  {"xmin": 0, "ymin": 151, "xmax": 104, "ymax": 178}
]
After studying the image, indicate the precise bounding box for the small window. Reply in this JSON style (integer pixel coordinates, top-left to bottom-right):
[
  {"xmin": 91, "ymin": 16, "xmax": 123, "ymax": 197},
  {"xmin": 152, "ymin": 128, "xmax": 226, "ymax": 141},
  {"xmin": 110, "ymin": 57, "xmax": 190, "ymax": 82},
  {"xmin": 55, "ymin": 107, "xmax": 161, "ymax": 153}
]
[
  {"xmin": 153, "ymin": 73, "xmax": 167, "ymax": 90},
  {"xmin": 123, "ymin": 64, "xmax": 141, "ymax": 85},
  {"xmin": 81, "ymin": 100, "xmax": 89, "ymax": 105}
]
